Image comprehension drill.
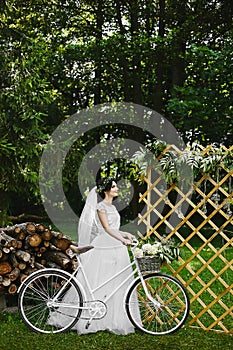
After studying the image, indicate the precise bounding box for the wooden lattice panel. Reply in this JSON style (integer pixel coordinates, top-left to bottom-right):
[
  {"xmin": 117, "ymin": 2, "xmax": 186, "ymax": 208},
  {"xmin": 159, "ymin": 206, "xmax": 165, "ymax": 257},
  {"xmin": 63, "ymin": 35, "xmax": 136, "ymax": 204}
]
[{"xmin": 138, "ymin": 145, "xmax": 233, "ymax": 334}]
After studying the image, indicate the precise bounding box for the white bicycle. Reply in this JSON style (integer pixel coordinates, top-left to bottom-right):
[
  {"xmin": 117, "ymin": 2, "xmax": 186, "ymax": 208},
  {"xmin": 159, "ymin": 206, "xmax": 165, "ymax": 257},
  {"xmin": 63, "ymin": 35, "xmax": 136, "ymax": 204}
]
[{"xmin": 18, "ymin": 241, "xmax": 190, "ymax": 335}]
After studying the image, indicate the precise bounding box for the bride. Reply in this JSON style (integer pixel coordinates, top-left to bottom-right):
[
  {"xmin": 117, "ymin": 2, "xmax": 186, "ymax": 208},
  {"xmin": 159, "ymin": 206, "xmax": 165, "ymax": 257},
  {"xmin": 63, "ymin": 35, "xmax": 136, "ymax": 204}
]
[
  {"xmin": 75, "ymin": 177, "xmax": 136, "ymax": 335},
  {"xmin": 48, "ymin": 177, "xmax": 139, "ymax": 334}
]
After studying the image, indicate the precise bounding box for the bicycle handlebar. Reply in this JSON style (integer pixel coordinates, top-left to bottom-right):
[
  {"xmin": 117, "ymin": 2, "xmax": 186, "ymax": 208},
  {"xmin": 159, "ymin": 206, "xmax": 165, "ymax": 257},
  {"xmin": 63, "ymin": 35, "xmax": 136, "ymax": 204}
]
[{"xmin": 130, "ymin": 239, "xmax": 139, "ymax": 249}]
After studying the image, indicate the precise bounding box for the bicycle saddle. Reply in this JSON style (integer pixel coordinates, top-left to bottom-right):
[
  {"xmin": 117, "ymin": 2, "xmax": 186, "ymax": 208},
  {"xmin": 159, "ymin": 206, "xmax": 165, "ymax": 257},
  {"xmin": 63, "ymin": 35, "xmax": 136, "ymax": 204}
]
[{"xmin": 70, "ymin": 244, "xmax": 94, "ymax": 254}]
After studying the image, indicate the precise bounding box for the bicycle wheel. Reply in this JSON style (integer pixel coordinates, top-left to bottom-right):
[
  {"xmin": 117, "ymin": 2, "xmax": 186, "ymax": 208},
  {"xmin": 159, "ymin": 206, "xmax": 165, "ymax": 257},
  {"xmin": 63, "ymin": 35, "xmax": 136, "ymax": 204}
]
[
  {"xmin": 125, "ymin": 273, "xmax": 190, "ymax": 335},
  {"xmin": 18, "ymin": 269, "xmax": 83, "ymax": 334}
]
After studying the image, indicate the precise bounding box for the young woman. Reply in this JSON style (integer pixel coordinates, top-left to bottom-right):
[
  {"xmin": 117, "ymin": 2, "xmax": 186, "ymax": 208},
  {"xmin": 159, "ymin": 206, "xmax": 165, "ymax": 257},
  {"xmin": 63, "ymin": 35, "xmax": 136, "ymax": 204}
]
[{"xmin": 75, "ymin": 177, "xmax": 136, "ymax": 335}]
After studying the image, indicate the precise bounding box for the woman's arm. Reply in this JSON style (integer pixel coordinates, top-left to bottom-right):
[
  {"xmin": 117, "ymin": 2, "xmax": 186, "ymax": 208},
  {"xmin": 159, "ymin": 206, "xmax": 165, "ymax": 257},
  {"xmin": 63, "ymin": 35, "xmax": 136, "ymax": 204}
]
[{"xmin": 97, "ymin": 209, "xmax": 131, "ymax": 245}]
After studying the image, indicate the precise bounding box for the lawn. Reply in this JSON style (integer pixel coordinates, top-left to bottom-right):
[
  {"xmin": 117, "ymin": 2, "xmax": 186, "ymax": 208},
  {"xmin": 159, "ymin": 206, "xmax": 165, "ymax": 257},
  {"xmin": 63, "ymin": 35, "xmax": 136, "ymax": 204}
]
[
  {"xmin": 1, "ymin": 227, "xmax": 232, "ymax": 349},
  {"xmin": 0, "ymin": 311, "xmax": 232, "ymax": 350},
  {"xmin": 163, "ymin": 234, "xmax": 233, "ymax": 333}
]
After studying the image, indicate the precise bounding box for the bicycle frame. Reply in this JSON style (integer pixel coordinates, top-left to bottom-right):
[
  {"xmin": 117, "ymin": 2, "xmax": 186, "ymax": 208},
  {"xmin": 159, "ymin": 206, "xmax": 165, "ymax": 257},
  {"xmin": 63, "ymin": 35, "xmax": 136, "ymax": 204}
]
[
  {"xmin": 18, "ymin": 245, "xmax": 157, "ymax": 311},
  {"xmin": 51, "ymin": 247, "xmax": 158, "ymax": 310},
  {"xmin": 77, "ymin": 255, "xmax": 136, "ymax": 302}
]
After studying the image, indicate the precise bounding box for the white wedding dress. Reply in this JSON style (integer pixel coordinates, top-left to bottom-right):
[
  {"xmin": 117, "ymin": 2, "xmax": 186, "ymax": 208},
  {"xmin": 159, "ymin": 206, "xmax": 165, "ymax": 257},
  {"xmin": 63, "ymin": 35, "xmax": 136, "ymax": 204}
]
[
  {"xmin": 75, "ymin": 201, "xmax": 135, "ymax": 335},
  {"xmin": 49, "ymin": 201, "xmax": 138, "ymax": 335}
]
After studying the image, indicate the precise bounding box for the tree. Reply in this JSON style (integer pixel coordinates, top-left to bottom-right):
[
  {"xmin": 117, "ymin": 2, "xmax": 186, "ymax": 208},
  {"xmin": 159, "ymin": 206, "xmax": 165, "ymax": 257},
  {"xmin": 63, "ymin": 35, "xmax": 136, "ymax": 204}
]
[
  {"xmin": 167, "ymin": 40, "xmax": 233, "ymax": 145},
  {"xmin": 0, "ymin": 0, "xmax": 232, "ymax": 224}
]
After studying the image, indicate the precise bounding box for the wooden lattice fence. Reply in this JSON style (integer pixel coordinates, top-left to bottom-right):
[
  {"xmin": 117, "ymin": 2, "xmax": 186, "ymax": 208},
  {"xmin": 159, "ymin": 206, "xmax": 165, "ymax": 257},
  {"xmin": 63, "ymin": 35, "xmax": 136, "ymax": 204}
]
[{"xmin": 138, "ymin": 144, "xmax": 233, "ymax": 334}]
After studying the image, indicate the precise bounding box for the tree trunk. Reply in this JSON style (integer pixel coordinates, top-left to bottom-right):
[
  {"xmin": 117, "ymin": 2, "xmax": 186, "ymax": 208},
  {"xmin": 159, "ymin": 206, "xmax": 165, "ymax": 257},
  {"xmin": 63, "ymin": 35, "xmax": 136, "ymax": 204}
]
[
  {"xmin": 151, "ymin": 0, "xmax": 165, "ymax": 113},
  {"xmin": 0, "ymin": 232, "xmax": 17, "ymax": 248},
  {"xmin": 115, "ymin": 0, "xmax": 131, "ymax": 101},
  {"xmin": 0, "ymin": 222, "xmax": 79, "ymax": 295},
  {"xmin": 0, "ymin": 261, "xmax": 12, "ymax": 275},
  {"xmin": 129, "ymin": 0, "xmax": 143, "ymax": 104},
  {"xmin": 0, "ymin": 190, "xmax": 10, "ymax": 227},
  {"xmin": 41, "ymin": 229, "xmax": 53, "ymax": 241},
  {"xmin": 8, "ymin": 284, "xmax": 17, "ymax": 294},
  {"xmin": 9, "ymin": 267, "xmax": 20, "ymax": 281},
  {"xmin": 26, "ymin": 233, "xmax": 42, "ymax": 247},
  {"xmin": 7, "ymin": 213, "xmax": 46, "ymax": 224},
  {"xmin": 36, "ymin": 223, "xmax": 46, "ymax": 232},
  {"xmin": 15, "ymin": 250, "xmax": 31, "ymax": 262},
  {"xmin": 43, "ymin": 251, "xmax": 72, "ymax": 269},
  {"xmin": 94, "ymin": 0, "xmax": 103, "ymax": 105},
  {"xmin": 51, "ymin": 237, "xmax": 71, "ymax": 251},
  {"xmin": 2, "ymin": 276, "xmax": 11, "ymax": 286}
]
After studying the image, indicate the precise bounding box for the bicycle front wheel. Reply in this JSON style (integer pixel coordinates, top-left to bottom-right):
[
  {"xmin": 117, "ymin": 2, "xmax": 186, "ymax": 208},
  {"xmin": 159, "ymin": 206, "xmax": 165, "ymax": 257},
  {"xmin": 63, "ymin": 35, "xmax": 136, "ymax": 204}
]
[
  {"xmin": 18, "ymin": 269, "xmax": 83, "ymax": 334},
  {"xmin": 125, "ymin": 273, "xmax": 190, "ymax": 335}
]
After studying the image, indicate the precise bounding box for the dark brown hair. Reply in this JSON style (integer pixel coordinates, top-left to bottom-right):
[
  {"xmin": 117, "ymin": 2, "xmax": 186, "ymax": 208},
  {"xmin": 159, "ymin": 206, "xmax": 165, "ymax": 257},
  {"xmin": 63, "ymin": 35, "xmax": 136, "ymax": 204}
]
[{"xmin": 96, "ymin": 177, "xmax": 116, "ymax": 199}]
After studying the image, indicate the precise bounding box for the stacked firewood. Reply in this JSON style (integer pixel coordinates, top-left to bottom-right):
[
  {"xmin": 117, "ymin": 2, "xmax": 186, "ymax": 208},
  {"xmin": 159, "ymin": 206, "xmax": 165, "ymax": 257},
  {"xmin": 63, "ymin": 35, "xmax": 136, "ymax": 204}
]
[{"xmin": 0, "ymin": 222, "xmax": 79, "ymax": 295}]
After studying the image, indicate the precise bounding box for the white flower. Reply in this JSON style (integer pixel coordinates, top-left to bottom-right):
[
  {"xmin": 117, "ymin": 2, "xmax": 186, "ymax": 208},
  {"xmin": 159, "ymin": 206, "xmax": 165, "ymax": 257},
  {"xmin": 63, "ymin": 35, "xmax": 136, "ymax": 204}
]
[
  {"xmin": 134, "ymin": 238, "xmax": 180, "ymax": 263},
  {"xmin": 150, "ymin": 243, "xmax": 161, "ymax": 255},
  {"xmin": 134, "ymin": 247, "xmax": 143, "ymax": 258},
  {"xmin": 140, "ymin": 242, "xmax": 162, "ymax": 256},
  {"xmin": 142, "ymin": 243, "xmax": 152, "ymax": 254}
]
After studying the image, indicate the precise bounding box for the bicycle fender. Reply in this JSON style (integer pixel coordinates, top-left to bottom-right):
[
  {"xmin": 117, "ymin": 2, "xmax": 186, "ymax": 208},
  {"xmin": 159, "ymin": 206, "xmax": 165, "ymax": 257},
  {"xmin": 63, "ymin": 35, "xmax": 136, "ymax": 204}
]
[
  {"xmin": 17, "ymin": 268, "xmax": 87, "ymax": 299},
  {"xmin": 17, "ymin": 268, "xmax": 65, "ymax": 293}
]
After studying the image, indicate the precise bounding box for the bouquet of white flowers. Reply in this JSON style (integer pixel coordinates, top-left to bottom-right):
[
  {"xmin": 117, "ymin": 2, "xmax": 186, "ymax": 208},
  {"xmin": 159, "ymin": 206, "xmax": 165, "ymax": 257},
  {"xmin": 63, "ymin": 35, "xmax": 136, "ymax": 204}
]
[{"xmin": 133, "ymin": 237, "xmax": 180, "ymax": 271}]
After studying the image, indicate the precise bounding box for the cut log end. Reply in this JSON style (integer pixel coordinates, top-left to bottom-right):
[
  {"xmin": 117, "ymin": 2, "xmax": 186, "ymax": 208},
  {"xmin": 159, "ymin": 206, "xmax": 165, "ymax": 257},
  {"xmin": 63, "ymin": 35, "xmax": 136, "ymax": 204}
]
[{"xmin": 0, "ymin": 222, "xmax": 78, "ymax": 295}]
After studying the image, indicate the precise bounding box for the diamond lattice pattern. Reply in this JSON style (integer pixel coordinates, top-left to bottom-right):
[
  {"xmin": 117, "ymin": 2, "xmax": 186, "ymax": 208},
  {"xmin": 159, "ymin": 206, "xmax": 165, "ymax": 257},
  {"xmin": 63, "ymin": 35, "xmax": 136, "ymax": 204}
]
[{"xmin": 138, "ymin": 145, "xmax": 233, "ymax": 334}]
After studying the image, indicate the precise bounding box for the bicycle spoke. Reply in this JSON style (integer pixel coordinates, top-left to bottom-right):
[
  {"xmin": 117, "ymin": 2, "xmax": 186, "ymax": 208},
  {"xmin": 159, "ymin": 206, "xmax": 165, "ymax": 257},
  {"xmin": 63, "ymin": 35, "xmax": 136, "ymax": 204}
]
[
  {"xmin": 126, "ymin": 273, "xmax": 190, "ymax": 335},
  {"xmin": 18, "ymin": 270, "xmax": 83, "ymax": 334}
]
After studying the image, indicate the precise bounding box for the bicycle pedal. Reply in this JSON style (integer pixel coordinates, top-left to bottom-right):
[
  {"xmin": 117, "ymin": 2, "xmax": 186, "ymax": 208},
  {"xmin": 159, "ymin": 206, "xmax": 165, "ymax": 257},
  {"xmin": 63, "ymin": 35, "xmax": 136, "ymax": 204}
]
[{"xmin": 85, "ymin": 321, "xmax": 91, "ymax": 329}]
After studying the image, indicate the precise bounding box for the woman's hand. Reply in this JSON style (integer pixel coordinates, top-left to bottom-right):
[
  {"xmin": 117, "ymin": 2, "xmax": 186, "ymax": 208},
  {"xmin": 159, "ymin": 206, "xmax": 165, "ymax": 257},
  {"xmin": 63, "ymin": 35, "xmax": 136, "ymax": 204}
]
[
  {"xmin": 121, "ymin": 238, "xmax": 132, "ymax": 246},
  {"xmin": 120, "ymin": 232, "xmax": 135, "ymax": 245},
  {"xmin": 121, "ymin": 232, "xmax": 135, "ymax": 242}
]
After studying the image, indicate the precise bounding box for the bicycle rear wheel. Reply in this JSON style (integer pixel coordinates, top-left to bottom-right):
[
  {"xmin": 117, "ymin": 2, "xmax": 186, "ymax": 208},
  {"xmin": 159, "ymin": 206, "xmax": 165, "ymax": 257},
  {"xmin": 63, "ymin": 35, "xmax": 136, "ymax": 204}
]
[
  {"xmin": 18, "ymin": 269, "xmax": 83, "ymax": 334},
  {"xmin": 125, "ymin": 273, "xmax": 190, "ymax": 335}
]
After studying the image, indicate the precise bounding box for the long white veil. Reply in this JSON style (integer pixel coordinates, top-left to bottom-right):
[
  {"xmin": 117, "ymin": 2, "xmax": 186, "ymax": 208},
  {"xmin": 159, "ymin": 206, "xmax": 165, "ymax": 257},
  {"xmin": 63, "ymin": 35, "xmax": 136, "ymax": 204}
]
[{"xmin": 78, "ymin": 187, "xmax": 98, "ymax": 246}]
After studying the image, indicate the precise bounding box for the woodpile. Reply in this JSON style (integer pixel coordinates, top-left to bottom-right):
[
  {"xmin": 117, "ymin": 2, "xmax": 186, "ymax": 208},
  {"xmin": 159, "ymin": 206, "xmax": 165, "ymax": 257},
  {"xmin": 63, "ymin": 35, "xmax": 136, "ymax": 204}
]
[{"xmin": 0, "ymin": 222, "xmax": 79, "ymax": 296}]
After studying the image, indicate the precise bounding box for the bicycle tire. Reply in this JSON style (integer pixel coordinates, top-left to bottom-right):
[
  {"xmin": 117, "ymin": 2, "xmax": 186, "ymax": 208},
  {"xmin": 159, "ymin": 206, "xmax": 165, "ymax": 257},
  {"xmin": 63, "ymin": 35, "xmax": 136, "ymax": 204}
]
[
  {"xmin": 18, "ymin": 269, "xmax": 83, "ymax": 334},
  {"xmin": 125, "ymin": 272, "xmax": 190, "ymax": 335}
]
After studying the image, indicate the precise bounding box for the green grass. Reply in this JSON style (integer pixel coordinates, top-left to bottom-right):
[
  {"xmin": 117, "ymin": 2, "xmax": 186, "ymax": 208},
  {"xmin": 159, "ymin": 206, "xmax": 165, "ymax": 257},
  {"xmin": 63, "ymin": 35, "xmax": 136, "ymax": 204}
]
[
  {"xmin": 162, "ymin": 238, "xmax": 233, "ymax": 333},
  {"xmin": 1, "ymin": 228, "xmax": 232, "ymax": 348},
  {"xmin": 0, "ymin": 312, "xmax": 232, "ymax": 350}
]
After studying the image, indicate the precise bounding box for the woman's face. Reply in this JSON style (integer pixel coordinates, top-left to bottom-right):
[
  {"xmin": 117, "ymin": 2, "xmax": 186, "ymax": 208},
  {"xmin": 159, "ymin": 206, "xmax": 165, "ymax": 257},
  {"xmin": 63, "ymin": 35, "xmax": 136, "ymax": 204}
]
[{"xmin": 107, "ymin": 181, "xmax": 118, "ymax": 198}]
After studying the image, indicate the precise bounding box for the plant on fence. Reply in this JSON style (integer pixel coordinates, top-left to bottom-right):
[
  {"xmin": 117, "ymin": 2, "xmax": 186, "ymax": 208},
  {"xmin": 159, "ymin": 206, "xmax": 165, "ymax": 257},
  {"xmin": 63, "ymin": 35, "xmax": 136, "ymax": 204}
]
[
  {"xmin": 132, "ymin": 141, "xmax": 233, "ymax": 184},
  {"xmin": 222, "ymin": 149, "xmax": 233, "ymax": 171}
]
